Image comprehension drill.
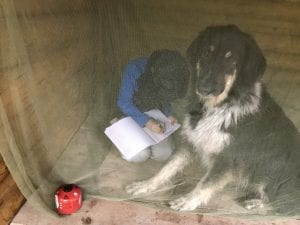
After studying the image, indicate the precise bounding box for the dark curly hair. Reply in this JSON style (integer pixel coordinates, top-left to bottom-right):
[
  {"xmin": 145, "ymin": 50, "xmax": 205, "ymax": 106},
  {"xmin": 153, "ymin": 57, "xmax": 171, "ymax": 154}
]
[{"xmin": 134, "ymin": 49, "xmax": 190, "ymax": 112}]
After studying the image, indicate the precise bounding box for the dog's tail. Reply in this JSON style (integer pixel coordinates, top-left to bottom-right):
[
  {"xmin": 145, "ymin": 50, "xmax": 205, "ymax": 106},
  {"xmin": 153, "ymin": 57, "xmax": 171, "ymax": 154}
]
[
  {"xmin": 268, "ymin": 166, "xmax": 300, "ymax": 218},
  {"xmin": 269, "ymin": 190, "xmax": 300, "ymax": 217}
]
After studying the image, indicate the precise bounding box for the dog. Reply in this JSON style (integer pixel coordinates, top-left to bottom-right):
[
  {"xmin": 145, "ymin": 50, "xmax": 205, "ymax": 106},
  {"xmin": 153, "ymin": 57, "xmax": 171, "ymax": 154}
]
[{"xmin": 126, "ymin": 25, "xmax": 300, "ymax": 215}]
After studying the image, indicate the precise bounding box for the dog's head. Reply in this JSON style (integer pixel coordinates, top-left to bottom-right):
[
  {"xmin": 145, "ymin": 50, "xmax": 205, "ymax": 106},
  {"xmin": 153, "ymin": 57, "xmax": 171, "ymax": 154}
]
[{"xmin": 187, "ymin": 25, "xmax": 266, "ymax": 107}]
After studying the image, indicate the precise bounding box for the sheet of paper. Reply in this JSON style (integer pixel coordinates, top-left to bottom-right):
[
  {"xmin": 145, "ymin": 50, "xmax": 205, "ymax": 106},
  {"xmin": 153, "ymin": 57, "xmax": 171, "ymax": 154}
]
[
  {"xmin": 144, "ymin": 109, "xmax": 181, "ymax": 143},
  {"xmin": 104, "ymin": 117, "xmax": 155, "ymax": 160}
]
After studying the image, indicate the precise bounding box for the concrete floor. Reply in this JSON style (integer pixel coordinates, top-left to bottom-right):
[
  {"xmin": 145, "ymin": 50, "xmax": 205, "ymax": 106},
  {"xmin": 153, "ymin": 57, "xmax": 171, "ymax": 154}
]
[
  {"xmin": 10, "ymin": 114, "xmax": 300, "ymax": 225},
  {"xmin": 11, "ymin": 199, "xmax": 300, "ymax": 225}
]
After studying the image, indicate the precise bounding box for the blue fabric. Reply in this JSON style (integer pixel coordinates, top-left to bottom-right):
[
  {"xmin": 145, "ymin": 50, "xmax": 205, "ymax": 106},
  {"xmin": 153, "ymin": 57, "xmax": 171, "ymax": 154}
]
[
  {"xmin": 118, "ymin": 57, "xmax": 171, "ymax": 127},
  {"xmin": 117, "ymin": 57, "xmax": 150, "ymax": 127}
]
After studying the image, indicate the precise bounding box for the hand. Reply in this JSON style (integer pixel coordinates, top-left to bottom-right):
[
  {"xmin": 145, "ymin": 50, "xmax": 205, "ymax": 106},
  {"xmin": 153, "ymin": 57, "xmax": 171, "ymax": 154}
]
[
  {"xmin": 145, "ymin": 119, "xmax": 165, "ymax": 134},
  {"xmin": 168, "ymin": 115, "xmax": 177, "ymax": 125}
]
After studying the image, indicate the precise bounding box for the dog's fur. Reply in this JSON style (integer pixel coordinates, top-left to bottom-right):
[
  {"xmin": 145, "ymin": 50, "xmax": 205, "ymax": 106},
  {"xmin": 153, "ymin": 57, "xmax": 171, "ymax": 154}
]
[{"xmin": 126, "ymin": 25, "xmax": 300, "ymax": 215}]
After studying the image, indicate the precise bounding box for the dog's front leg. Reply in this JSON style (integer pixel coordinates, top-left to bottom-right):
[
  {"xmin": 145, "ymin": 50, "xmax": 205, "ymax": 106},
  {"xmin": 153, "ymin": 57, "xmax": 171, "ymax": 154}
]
[
  {"xmin": 126, "ymin": 148, "xmax": 191, "ymax": 196},
  {"xmin": 169, "ymin": 170, "xmax": 234, "ymax": 211}
]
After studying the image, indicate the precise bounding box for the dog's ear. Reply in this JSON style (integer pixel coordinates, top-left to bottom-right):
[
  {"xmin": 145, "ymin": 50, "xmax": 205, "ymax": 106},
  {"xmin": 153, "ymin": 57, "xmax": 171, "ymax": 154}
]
[
  {"xmin": 186, "ymin": 29, "xmax": 209, "ymax": 66},
  {"xmin": 186, "ymin": 34, "xmax": 200, "ymax": 66},
  {"xmin": 225, "ymin": 24, "xmax": 241, "ymax": 32},
  {"xmin": 187, "ymin": 25, "xmax": 240, "ymax": 63},
  {"xmin": 238, "ymin": 34, "xmax": 266, "ymax": 86}
]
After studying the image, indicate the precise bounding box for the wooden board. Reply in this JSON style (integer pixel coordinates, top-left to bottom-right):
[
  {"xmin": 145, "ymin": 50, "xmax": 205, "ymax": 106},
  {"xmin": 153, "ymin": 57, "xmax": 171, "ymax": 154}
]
[{"xmin": 0, "ymin": 156, "xmax": 25, "ymax": 225}]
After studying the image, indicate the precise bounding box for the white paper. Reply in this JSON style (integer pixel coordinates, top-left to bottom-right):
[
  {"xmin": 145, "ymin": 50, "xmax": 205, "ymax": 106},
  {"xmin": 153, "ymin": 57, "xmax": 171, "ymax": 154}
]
[
  {"xmin": 104, "ymin": 117, "xmax": 155, "ymax": 160},
  {"xmin": 144, "ymin": 109, "xmax": 181, "ymax": 143},
  {"xmin": 104, "ymin": 109, "xmax": 181, "ymax": 160}
]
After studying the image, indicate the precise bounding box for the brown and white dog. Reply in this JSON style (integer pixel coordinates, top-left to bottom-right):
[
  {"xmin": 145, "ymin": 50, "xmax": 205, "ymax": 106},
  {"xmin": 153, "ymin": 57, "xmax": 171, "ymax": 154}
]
[{"xmin": 126, "ymin": 25, "xmax": 300, "ymax": 215}]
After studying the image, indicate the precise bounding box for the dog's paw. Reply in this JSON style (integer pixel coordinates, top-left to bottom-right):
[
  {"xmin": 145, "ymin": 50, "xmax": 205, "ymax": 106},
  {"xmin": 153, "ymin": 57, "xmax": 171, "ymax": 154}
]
[
  {"xmin": 169, "ymin": 195, "xmax": 200, "ymax": 211},
  {"xmin": 169, "ymin": 190, "xmax": 212, "ymax": 211},
  {"xmin": 243, "ymin": 199, "xmax": 265, "ymax": 210},
  {"xmin": 126, "ymin": 180, "xmax": 156, "ymax": 196}
]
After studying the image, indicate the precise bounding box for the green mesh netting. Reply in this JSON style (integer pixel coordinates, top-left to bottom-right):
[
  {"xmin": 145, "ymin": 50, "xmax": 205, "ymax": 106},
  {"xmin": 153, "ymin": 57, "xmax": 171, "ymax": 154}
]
[{"xmin": 0, "ymin": 0, "xmax": 299, "ymax": 221}]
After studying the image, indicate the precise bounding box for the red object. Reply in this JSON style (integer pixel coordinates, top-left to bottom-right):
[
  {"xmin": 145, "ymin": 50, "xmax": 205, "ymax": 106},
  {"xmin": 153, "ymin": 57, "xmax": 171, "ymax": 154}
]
[{"xmin": 55, "ymin": 184, "xmax": 82, "ymax": 215}]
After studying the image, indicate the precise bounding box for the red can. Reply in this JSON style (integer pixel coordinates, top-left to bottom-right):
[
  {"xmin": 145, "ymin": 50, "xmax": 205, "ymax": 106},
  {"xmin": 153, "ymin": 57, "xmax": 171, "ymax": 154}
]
[{"xmin": 55, "ymin": 184, "xmax": 82, "ymax": 215}]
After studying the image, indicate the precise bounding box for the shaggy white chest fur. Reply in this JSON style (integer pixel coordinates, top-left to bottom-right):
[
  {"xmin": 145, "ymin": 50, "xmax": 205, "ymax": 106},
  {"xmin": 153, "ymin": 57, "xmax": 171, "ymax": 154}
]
[
  {"xmin": 181, "ymin": 82, "xmax": 261, "ymax": 156},
  {"xmin": 181, "ymin": 108, "xmax": 231, "ymax": 155}
]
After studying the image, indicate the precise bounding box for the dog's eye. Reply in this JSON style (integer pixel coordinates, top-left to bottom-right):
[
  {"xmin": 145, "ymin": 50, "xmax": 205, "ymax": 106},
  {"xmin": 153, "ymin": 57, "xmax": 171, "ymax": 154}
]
[
  {"xmin": 225, "ymin": 51, "xmax": 232, "ymax": 58},
  {"xmin": 202, "ymin": 46, "xmax": 214, "ymax": 58}
]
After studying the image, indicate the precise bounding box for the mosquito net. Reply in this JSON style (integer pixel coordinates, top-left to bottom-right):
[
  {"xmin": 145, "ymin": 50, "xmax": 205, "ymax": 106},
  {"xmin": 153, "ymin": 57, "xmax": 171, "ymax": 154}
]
[{"xmin": 0, "ymin": 0, "xmax": 299, "ymax": 221}]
